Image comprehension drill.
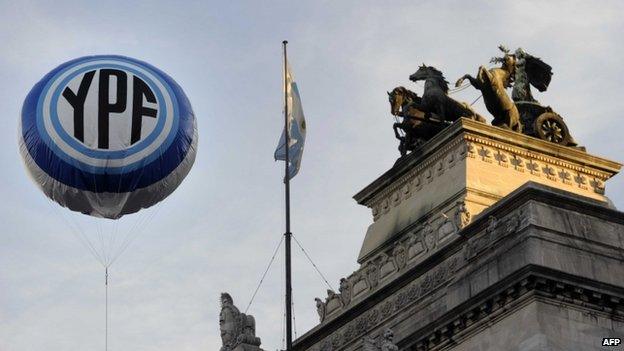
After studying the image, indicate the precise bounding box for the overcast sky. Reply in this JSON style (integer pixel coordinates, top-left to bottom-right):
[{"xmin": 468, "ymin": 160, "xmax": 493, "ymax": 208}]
[{"xmin": 1, "ymin": 1, "xmax": 624, "ymax": 350}]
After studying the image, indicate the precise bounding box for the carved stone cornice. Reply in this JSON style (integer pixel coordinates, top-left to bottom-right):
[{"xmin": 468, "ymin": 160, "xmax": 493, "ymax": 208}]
[
  {"xmin": 462, "ymin": 133, "xmax": 613, "ymax": 180},
  {"xmin": 318, "ymin": 204, "xmax": 467, "ymax": 324},
  {"xmin": 406, "ymin": 272, "xmax": 624, "ymax": 351},
  {"xmin": 354, "ymin": 118, "xmax": 620, "ymax": 211},
  {"xmin": 361, "ymin": 121, "xmax": 618, "ymax": 224},
  {"xmin": 313, "ymin": 256, "xmax": 461, "ymax": 351}
]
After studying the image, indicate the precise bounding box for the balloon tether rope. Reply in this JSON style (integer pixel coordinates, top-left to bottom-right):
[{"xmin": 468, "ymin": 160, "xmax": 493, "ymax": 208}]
[{"xmin": 105, "ymin": 266, "xmax": 109, "ymax": 351}]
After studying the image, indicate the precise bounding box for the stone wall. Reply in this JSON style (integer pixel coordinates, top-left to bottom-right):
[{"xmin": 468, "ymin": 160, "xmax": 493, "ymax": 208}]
[{"xmin": 294, "ymin": 183, "xmax": 624, "ymax": 351}]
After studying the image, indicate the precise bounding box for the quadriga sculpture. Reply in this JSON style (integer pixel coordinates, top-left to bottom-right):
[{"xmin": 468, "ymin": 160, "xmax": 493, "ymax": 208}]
[
  {"xmin": 387, "ymin": 86, "xmax": 445, "ymax": 156},
  {"xmin": 408, "ymin": 65, "xmax": 486, "ymax": 124},
  {"xmin": 387, "ymin": 66, "xmax": 486, "ymax": 156},
  {"xmin": 457, "ymin": 45, "xmax": 577, "ymax": 146},
  {"xmin": 455, "ymin": 45, "xmax": 522, "ymax": 132}
]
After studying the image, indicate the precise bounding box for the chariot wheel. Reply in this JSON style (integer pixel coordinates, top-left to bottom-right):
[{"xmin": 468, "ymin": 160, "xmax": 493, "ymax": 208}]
[{"xmin": 533, "ymin": 112, "xmax": 571, "ymax": 145}]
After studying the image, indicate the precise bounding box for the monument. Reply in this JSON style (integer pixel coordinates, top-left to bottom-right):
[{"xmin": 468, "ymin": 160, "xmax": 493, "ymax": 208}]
[{"xmin": 288, "ymin": 46, "xmax": 624, "ymax": 350}]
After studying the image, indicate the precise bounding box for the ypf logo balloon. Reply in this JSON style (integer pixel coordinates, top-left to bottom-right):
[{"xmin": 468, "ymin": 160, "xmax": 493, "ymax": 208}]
[{"xmin": 20, "ymin": 56, "xmax": 198, "ymax": 218}]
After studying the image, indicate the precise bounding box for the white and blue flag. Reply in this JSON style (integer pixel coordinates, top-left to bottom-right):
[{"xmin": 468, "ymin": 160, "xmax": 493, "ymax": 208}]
[{"xmin": 274, "ymin": 64, "xmax": 306, "ymax": 180}]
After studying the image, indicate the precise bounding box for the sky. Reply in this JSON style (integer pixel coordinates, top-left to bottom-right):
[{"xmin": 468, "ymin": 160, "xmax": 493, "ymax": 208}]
[{"xmin": 1, "ymin": 1, "xmax": 624, "ymax": 350}]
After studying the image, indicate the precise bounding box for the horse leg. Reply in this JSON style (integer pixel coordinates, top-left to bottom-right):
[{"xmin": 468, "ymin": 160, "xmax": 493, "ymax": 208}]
[
  {"xmin": 393, "ymin": 123, "xmax": 407, "ymax": 155},
  {"xmin": 393, "ymin": 123, "xmax": 403, "ymax": 140},
  {"xmin": 438, "ymin": 102, "xmax": 449, "ymax": 121},
  {"xmin": 456, "ymin": 74, "xmax": 481, "ymax": 90},
  {"xmin": 509, "ymin": 106, "xmax": 522, "ymax": 132},
  {"xmin": 477, "ymin": 66, "xmax": 496, "ymax": 87}
]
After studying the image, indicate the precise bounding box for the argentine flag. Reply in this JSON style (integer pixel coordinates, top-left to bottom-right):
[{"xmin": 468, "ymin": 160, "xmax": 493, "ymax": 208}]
[{"xmin": 274, "ymin": 64, "xmax": 306, "ymax": 180}]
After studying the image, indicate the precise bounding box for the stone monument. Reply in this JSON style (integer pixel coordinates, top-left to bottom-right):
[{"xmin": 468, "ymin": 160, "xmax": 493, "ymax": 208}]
[
  {"xmin": 219, "ymin": 293, "xmax": 263, "ymax": 351},
  {"xmin": 291, "ymin": 48, "xmax": 624, "ymax": 350}
]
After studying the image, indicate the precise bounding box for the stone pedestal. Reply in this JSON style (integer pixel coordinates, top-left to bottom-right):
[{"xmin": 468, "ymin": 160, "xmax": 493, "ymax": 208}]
[
  {"xmin": 294, "ymin": 119, "xmax": 624, "ymax": 351},
  {"xmin": 354, "ymin": 118, "xmax": 619, "ymax": 264}
]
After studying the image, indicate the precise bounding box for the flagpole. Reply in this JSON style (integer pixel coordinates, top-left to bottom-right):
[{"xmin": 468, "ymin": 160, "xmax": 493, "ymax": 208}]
[{"xmin": 282, "ymin": 39, "xmax": 293, "ymax": 351}]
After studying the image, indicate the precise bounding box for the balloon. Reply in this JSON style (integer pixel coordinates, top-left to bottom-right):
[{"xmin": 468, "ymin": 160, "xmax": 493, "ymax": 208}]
[{"xmin": 19, "ymin": 55, "xmax": 197, "ymax": 219}]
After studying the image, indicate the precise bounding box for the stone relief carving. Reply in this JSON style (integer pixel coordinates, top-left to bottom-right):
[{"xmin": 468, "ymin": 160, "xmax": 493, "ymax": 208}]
[
  {"xmin": 438, "ymin": 213, "xmax": 458, "ymax": 242},
  {"xmin": 511, "ymin": 154, "xmax": 525, "ymax": 171},
  {"xmin": 590, "ymin": 178, "xmax": 605, "ymax": 194},
  {"xmin": 454, "ymin": 200, "xmax": 472, "ymax": 228},
  {"xmin": 366, "ymin": 202, "xmax": 586, "ymax": 350},
  {"xmin": 315, "ymin": 204, "xmax": 556, "ymax": 326},
  {"xmin": 392, "ymin": 243, "xmax": 407, "ymax": 271},
  {"xmin": 463, "ymin": 141, "xmax": 476, "ymax": 158},
  {"xmin": 495, "ymin": 150, "xmax": 509, "ymax": 167},
  {"xmin": 465, "ymin": 211, "xmax": 531, "ymax": 261},
  {"xmin": 318, "ymin": 210, "xmax": 469, "ymax": 322},
  {"xmin": 486, "ymin": 215, "xmax": 498, "ymax": 234},
  {"xmin": 362, "ymin": 329, "xmax": 399, "ymax": 351},
  {"xmin": 378, "ymin": 253, "xmax": 397, "ymax": 280},
  {"xmin": 325, "ymin": 290, "xmax": 343, "ymax": 315},
  {"xmin": 518, "ymin": 204, "xmax": 535, "ymax": 229},
  {"xmin": 543, "ymin": 165, "xmax": 557, "ymax": 180},
  {"xmin": 366, "ymin": 261, "xmax": 380, "ymax": 289},
  {"xmin": 352, "ymin": 272, "xmax": 369, "ymax": 298},
  {"xmin": 478, "ymin": 145, "xmax": 493, "ymax": 162},
  {"xmin": 558, "ymin": 169, "xmax": 572, "ymax": 184},
  {"xmin": 314, "ymin": 203, "xmax": 546, "ymax": 346},
  {"xmin": 422, "ymin": 219, "xmax": 437, "ymax": 251},
  {"xmin": 407, "ymin": 231, "xmax": 426, "ymax": 261},
  {"xmin": 579, "ymin": 217, "xmax": 592, "ymax": 237},
  {"xmin": 527, "ymin": 159, "xmax": 541, "ymax": 175},
  {"xmin": 575, "ymin": 173, "xmax": 588, "ymax": 189},
  {"xmin": 313, "ymin": 257, "xmax": 459, "ymax": 350},
  {"xmin": 505, "ymin": 213, "xmax": 521, "ymax": 234},
  {"xmin": 339, "ymin": 278, "xmax": 351, "ymax": 307}
]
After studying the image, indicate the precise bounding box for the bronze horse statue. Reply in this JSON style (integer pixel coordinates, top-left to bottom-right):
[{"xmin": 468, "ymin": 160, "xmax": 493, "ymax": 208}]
[
  {"xmin": 409, "ymin": 65, "xmax": 486, "ymax": 124},
  {"xmin": 455, "ymin": 46, "xmax": 522, "ymax": 132},
  {"xmin": 388, "ymin": 86, "xmax": 425, "ymax": 120},
  {"xmin": 387, "ymin": 86, "xmax": 438, "ymax": 155},
  {"xmin": 387, "ymin": 83, "xmax": 484, "ymax": 156}
]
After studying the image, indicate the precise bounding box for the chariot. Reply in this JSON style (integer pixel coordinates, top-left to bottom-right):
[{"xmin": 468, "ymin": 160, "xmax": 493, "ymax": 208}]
[{"xmin": 516, "ymin": 101, "xmax": 576, "ymax": 147}]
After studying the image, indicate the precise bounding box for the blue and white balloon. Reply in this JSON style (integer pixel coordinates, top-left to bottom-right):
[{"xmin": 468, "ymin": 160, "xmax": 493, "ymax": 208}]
[{"xmin": 19, "ymin": 55, "xmax": 197, "ymax": 218}]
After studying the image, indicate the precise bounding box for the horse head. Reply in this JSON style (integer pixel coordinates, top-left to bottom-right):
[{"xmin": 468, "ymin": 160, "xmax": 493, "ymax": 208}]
[
  {"xmin": 409, "ymin": 65, "xmax": 449, "ymax": 93},
  {"xmin": 388, "ymin": 87, "xmax": 405, "ymax": 116},
  {"xmin": 408, "ymin": 64, "xmax": 431, "ymax": 82}
]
